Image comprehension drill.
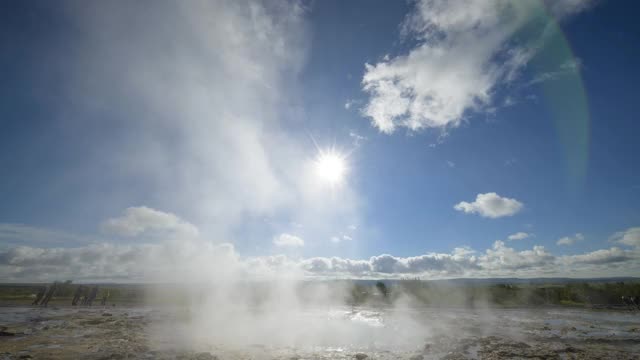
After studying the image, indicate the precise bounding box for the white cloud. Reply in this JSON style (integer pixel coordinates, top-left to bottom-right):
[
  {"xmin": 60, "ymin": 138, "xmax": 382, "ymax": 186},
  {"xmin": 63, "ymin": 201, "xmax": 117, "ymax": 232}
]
[
  {"xmin": 2, "ymin": 234, "xmax": 639, "ymax": 282},
  {"xmin": 480, "ymin": 240, "xmax": 554, "ymax": 271},
  {"xmin": 454, "ymin": 192, "xmax": 523, "ymax": 218},
  {"xmin": 101, "ymin": 206, "xmax": 199, "ymax": 238},
  {"xmin": 273, "ymin": 233, "xmax": 304, "ymax": 247},
  {"xmin": 3, "ymin": 220, "xmax": 638, "ymax": 282},
  {"xmin": 446, "ymin": 160, "xmax": 456, "ymax": 168},
  {"xmin": 349, "ymin": 131, "xmax": 366, "ymax": 147},
  {"xmin": 556, "ymin": 233, "xmax": 584, "ymax": 246},
  {"xmin": 610, "ymin": 227, "xmax": 640, "ymax": 248},
  {"xmin": 562, "ymin": 247, "xmax": 635, "ymax": 265},
  {"xmin": 361, "ymin": 0, "xmax": 593, "ymax": 134},
  {"xmin": 330, "ymin": 234, "xmax": 353, "ymax": 244},
  {"xmin": 300, "ymin": 257, "xmax": 372, "ymax": 275},
  {"xmin": 369, "ymin": 252, "xmax": 480, "ymax": 275},
  {"xmin": 0, "ymin": 243, "xmax": 153, "ymax": 282},
  {"xmin": 507, "ymin": 232, "xmax": 531, "ymax": 241}
]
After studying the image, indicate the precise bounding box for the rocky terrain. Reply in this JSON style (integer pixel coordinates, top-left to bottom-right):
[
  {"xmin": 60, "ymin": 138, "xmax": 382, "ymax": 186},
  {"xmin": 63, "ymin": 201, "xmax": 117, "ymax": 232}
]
[{"xmin": 0, "ymin": 306, "xmax": 639, "ymax": 359}]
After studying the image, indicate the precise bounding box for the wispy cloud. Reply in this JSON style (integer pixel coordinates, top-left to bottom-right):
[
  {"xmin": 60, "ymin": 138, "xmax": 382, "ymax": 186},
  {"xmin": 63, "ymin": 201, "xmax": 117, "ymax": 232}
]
[
  {"xmin": 556, "ymin": 233, "xmax": 584, "ymax": 246},
  {"xmin": 330, "ymin": 234, "xmax": 353, "ymax": 244},
  {"xmin": 0, "ymin": 224, "xmax": 97, "ymax": 248},
  {"xmin": 508, "ymin": 232, "xmax": 532, "ymax": 241},
  {"xmin": 101, "ymin": 206, "xmax": 199, "ymax": 239},
  {"xmin": 528, "ymin": 58, "xmax": 584, "ymax": 86},
  {"xmin": 349, "ymin": 131, "xmax": 367, "ymax": 147}
]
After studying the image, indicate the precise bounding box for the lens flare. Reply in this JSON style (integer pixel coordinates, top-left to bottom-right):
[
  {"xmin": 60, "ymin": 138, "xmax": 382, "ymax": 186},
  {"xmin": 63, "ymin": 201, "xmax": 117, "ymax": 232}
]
[{"xmin": 314, "ymin": 150, "xmax": 347, "ymax": 185}]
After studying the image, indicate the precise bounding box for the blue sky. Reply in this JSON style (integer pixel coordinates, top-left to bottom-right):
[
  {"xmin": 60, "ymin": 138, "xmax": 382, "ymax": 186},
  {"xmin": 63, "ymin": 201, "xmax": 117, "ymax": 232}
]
[{"xmin": 1, "ymin": 0, "xmax": 639, "ymax": 281}]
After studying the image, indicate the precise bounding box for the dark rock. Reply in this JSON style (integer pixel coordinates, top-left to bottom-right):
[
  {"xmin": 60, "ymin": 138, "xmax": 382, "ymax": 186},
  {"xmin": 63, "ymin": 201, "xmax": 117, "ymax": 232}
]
[
  {"xmin": 564, "ymin": 346, "xmax": 579, "ymax": 353},
  {"xmin": 102, "ymin": 312, "xmax": 113, "ymax": 316},
  {"xmin": 354, "ymin": 353, "xmax": 368, "ymax": 360},
  {"xmin": 98, "ymin": 354, "xmax": 125, "ymax": 360}
]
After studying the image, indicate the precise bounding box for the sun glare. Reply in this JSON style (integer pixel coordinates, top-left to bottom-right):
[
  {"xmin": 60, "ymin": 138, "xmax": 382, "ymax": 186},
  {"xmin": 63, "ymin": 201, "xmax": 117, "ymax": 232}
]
[{"xmin": 314, "ymin": 150, "xmax": 347, "ymax": 185}]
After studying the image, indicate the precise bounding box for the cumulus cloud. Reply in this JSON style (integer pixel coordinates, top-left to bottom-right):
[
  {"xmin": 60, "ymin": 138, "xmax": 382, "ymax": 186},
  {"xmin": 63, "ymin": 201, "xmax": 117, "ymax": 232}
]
[
  {"xmin": 361, "ymin": 0, "xmax": 594, "ymax": 133},
  {"xmin": 454, "ymin": 192, "xmax": 523, "ymax": 218},
  {"xmin": 2, "ymin": 236, "xmax": 639, "ymax": 282},
  {"xmin": 300, "ymin": 257, "xmax": 371, "ymax": 275},
  {"xmin": 101, "ymin": 206, "xmax": 199, "ymax": 238},
  {"xmin": 562, "ymin": 247, "xmax": 636, "ymax": 265},
  {"xmin": 0, "ymin": 243, "xmax": 152, "ymax": 282},
  {"xmin": 273, "ymin": 233, "xmax": 304, "ymax": 247},
  {"xmin": 556, "ymin": 233, "xmax": 584, "ymax": 246},
  {"xmin": 368, "ymin": 252, "xmax": 479, "ymax": 276},
  {"xmin": 610, "ymin": 227, "xmax": 640, "ymax": 248},
  {"xmin": 480, "ymin": 240, "xmax": 554, "ymax": 271},
  {"xmin": 3, "ymin": 218, "xmax": 639, "ymax": 282},
  {"xmin": 507, "ymin": 232, "xmax": 531, "ymax": 241}
]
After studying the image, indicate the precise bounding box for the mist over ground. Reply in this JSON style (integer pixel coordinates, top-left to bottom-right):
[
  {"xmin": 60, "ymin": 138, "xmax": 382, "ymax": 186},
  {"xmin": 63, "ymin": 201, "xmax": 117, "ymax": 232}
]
[
  {"xmin": 2, "ymin": 0, "xmax": 640, "ymax": 358},
  {"xmin": 1, "ymin": 278, "xmax": 640, "ymax": 359}
]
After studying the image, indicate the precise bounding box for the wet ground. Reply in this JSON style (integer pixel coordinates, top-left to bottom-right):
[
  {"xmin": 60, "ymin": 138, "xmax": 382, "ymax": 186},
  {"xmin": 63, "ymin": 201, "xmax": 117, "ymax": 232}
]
[{"xmin": 0, "ymin": 306, "xmax": 639, "ymax": 359}]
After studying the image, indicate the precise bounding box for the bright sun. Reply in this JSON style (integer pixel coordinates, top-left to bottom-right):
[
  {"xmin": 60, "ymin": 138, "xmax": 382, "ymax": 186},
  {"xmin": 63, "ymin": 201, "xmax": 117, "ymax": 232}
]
[{"xmin": 314, "ymin": 150, "xmax": 347, "ymax": 185}]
